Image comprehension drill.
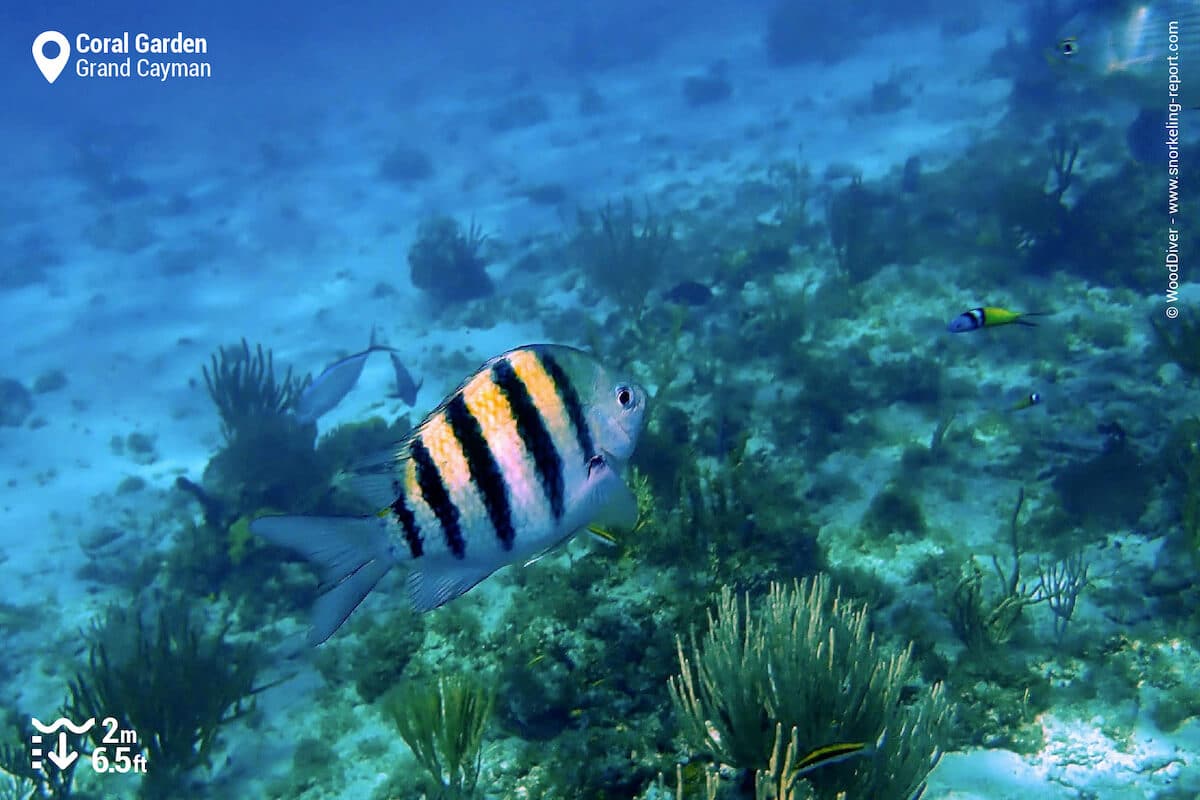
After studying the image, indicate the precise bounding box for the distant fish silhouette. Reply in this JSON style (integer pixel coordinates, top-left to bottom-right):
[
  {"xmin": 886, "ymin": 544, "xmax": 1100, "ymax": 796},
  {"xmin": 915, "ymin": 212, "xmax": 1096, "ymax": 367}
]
[
  {"xmin": 294, "ymin": 330, "xmax": 398, "ymax": 423},
  {"xmin": 1011, "ymin": 391, "xmax": 1042, "ymax": 411},
  {"xmin": 387, "ymin": 351, "xmax": 422, "ymax": 407}
]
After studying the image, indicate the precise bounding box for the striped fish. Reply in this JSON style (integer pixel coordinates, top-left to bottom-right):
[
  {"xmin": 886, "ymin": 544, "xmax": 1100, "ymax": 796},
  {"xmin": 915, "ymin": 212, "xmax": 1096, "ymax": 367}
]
[
  {"xmin": 946, "ymin": 306, "xmax": 1046, "ymax": 333},
  {"xmin": 252, "ymin": 344, "xmax": 647, "ymax": 644}
]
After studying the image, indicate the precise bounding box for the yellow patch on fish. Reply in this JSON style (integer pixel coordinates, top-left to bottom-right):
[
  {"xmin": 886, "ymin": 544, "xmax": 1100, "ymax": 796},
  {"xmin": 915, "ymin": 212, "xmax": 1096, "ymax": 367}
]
[
  {"xmin": 461, "ymin": 368, "xmax": 542, "ymax": 520},
  {"xmin": 418, "ymin": 414, "xmax": 473, "ymax": 497},
  {"xmin": 507, "ymin": 349, "xmax": 573, "ymax": 447}
]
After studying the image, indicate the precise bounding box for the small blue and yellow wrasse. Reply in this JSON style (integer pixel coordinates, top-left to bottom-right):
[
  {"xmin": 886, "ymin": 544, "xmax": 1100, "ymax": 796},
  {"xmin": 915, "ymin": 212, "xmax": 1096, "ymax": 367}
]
[
  {"xmin": 1011, "ymin": 391, "xmax": 1042, "ymax": 411},
  {"xmin": 947, "ymin": 307, "xmax": 1046, "ymax": 333},
  {"xmin": 254, "ymin": 344, "xmax": 647, "ymax": 644}
]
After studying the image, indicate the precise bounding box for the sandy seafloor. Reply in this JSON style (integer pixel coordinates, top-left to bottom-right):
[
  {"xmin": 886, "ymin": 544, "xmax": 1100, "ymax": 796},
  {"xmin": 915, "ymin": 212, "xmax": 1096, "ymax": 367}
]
[{"xmin": 2, "ymin": 1, "xmax": 1199, "ymax": 798}]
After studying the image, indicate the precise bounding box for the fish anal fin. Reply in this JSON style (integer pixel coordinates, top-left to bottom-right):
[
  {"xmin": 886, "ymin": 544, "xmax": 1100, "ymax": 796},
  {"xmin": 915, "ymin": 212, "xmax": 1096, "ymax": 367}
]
[{"xmin": 406, "ymin": 558, "xmax": 496, "ymax": 612}]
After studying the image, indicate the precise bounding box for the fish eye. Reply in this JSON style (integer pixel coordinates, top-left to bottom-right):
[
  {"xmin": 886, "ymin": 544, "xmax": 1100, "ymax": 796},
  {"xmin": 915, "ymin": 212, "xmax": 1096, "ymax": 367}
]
[
  {"xmin": 616, "ymin": 385, "xmax": 634, "ymax": 409},
  {"xmin": 1059, "ymin": 38, "xmax": 1077, "ymax": 57}
]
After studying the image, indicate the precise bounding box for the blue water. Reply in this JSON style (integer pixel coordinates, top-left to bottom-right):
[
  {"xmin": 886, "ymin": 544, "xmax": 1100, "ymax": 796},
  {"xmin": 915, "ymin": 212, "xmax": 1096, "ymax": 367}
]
[{"xmin": 2, "ymin": 1, "xmax": 1198, "ymax": 798}]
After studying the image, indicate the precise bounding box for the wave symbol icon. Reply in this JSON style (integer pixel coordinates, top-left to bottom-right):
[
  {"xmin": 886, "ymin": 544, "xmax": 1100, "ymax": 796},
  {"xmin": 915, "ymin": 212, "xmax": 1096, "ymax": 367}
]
[{"xmin": 31, "ymin": 718, "xmax": 95, "ymax": 735}]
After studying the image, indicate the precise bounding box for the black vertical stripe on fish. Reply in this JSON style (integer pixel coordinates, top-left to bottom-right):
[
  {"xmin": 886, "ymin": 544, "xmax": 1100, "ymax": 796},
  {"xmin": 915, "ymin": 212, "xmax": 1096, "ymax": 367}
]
[
  {"xmin": 490, "ymin": 357, "xmax": 564, "ymax": 520},
  {"xmin": 389, "ymin": 487, "xmax": 424, "ymax": 558},
  {"xmin": 537, "ymin": 348, "xmax": 595, "ymax": 461},
  {"xmin": 444, "ymin": 392, "xmax": 516, "ymax": 550},
  {"xmin": 410, "ymin": 437, "xmax": 466, "ymax": 559}
]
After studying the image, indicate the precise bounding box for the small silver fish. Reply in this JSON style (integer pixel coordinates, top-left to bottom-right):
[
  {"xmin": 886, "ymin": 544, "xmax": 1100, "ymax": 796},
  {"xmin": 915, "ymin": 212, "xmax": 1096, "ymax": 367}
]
[
  {"xmin": 254, "ymin": 344, "xmax": 647, "ymax": 644},
  {"xmin": 387, "ymin": 351, "xmax": 423, "ymax": 407},
  {"xmin": 294, "ymin": 330, "xmax": 398, "ymax": 423}
]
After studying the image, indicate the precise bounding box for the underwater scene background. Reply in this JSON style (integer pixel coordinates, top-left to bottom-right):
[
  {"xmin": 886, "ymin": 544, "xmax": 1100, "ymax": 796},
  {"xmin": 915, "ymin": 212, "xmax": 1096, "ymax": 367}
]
[{"xmin": 2, "ymin": 0, "xmax": 1198, "ymax": 798}]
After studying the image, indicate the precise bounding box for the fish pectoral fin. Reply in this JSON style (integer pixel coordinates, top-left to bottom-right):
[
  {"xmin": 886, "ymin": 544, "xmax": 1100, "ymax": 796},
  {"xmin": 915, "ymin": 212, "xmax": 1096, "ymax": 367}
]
[
  {"xmin": 344, "ymin": 446, "xmax": 411, "ymax": 507},
  {"xmin": 406, "ymin": 558, "xmax": 495, "ymax": 612},
  {"xmin": 250, "ymin": 514, "xmax": 396, "ymax": 645}
]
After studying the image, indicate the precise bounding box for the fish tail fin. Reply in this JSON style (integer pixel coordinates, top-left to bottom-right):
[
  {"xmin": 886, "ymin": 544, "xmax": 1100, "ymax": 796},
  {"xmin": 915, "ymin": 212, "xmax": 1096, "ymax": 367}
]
[
  {"xmin": 1014, "ymin": 317, "xmax": 1039, "ymax": 327},
  {"xmin": 251, "ymin": 514, "xmax": 397, "ymax": 645}
]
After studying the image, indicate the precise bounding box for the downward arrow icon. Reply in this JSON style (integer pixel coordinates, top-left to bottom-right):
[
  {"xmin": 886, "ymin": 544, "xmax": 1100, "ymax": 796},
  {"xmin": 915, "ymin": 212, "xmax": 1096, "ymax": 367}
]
[{"xmin": 46, "ymin": 733, "xmax": 77, "ymax": 771}]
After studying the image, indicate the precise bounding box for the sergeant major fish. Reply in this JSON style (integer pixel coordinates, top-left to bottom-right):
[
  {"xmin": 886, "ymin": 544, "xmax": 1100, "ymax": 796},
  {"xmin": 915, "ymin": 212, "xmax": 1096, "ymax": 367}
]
[
  {"xmin": 253, "ymin": 344, "xmax": 647, "ymax": 644},
  {"xmin": 947, "ymin": 306, "xmax": 1046, "ymax": 333}
]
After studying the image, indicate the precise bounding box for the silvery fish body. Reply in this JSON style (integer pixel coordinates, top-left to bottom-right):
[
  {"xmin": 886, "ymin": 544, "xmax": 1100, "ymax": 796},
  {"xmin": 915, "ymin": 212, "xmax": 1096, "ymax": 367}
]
[
  {"xmin": 293, "ymin": 351, "xmax": 371, "ymax": 422},
  {"xmin": 294, "ymin": 330, "xmax": 399, "ymax": 423},
  {"xmin": 253, "ymin": 344, "xmax": 647, "ymax": 644}
]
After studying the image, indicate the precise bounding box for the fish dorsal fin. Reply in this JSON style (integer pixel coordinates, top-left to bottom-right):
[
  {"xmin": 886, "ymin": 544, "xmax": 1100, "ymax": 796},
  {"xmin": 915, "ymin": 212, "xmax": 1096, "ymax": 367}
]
[{"xmin": 405, "ymin": 557, "xmax": 494, "ymax": 612}]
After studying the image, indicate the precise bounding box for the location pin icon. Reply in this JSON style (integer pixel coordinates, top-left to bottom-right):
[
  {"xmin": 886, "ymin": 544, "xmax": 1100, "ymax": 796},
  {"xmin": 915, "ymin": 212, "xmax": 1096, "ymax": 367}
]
[{"xmin": 32, "ymin": 31, "xmax": 70, "ymax": 84}]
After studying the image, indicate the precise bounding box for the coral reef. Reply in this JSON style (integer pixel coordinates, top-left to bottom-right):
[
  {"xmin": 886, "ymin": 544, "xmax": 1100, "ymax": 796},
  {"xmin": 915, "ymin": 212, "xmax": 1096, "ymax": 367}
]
[
  {"xmin": 378, "ymin": 144, "xmax": 435, "ymax": 183},
  {"xmin": 0, "ymin": 768, "xmax": 36, "ymax": 800},
  {"xmin": 20, "ymin": 46, "xmax": 1200, "ymax": 800},
  {"xmin": 862, "ymin": 483, "xmax": 928, "ymax": 538},
  {"xmin": 0, "ymin": 379, "xmax": 32, "ymax": 427},
  {"xmin": 202, "ymin": 338, "xmax": 308, "ymax": 444},
  {"xmin": 824, "ymin": 176, "xmax": 914, "ymax": 283},
  {"xmin": 1152, "ymin": 312, "xmax": 1200, "ymax": 379},
  {"xmin": 408, "ymin": 216, "xmax": 493, "ymax": 304},
  {"xmin": 945, "ymin": 489, "xmax": 1091, "ymax": 657},
  {"xmin": 575, "ymin": 198, "xmax": 675, "ymax": 313},
  {"xmin": 195, "ymin": 338, "xmax": 363, "ymax": 526},
  {"xmin": 66, "ymin": 604, "xmax": 260, "ymax": 799},
  {"xmin": 32, "ymin": 369, "xmax": 66, "ymax": 393},
  {"xmin": 669, "ymin": 577, "xmax": 948, "ymax": 799},
  {"xmin": 1162, "ymin": 417, "xmax": 1200, "ymax": 562},
  {"xmin": 381, "ymin": 673, "xmax": 494, "ymax": 800},
  {"xmin": 201, "ymin": 411, "xmax": 327, "ymax": 515},
  {"xmin": 345, "ymin": 606, "xmax": 427, "ymax": 703},
  {"xmin": 0, "ymin": 719, "xmax": 77, "ymax": 800},
  {"xmin": 1051, "ymin": 434, "xmax": 1153, "ymax": 528}
]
